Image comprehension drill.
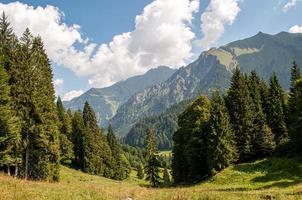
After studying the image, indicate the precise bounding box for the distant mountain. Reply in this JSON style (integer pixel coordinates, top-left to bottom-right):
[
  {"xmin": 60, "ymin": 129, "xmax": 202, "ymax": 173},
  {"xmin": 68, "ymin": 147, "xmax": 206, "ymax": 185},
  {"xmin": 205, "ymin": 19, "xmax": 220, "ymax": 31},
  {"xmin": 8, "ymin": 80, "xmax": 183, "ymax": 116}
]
[
  {"xmin": 123, "ymin": 100, "xmax": 190, "ymax": 150},
  {"xmin": 112, "ymin": 32, "xmax": 302, "ymax": 136},
  {"xmin": 63, "ymin": 66, "xmax": 176, "ymax": 126}
]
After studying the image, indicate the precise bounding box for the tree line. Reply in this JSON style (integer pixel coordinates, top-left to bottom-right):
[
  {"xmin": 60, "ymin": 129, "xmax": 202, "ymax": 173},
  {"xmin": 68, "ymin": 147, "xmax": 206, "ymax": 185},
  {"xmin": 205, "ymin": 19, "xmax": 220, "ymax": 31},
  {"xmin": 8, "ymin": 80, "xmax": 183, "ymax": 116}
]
[
  {"xmin": 172, "ymin": 63, "xmax": 302, "ymax": 183},
  {"xmin": 0, "ymin": 14, "xmax": 131, "ymax": 181}
]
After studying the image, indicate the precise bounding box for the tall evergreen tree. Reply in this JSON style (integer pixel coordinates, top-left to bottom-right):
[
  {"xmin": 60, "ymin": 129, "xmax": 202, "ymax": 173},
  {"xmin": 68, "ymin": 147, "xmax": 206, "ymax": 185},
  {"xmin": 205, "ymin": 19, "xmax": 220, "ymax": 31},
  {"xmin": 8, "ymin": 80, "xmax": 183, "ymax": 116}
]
[
  {"xmin": 207, "ymin": 92, "xmax": 237, "ymax": 172},
  {"xmin": 145, "ymin": 127, "xmax": 160, "ymax": 187},
  {"xmin": 248, "ymin": 71, "xmax": 276, "ymax": 156},
  {"xmin": 0, "ymin": 12, "xmax": 20, "ymax": 177},
  {"xmin": 225, "ymin": 68, "xmax": 254, "ymax": 161},
  {"xmin": 107, "ymin": 124, "xmax": 129, "ymax": 180},
  {"xmin": 72, "ymin": 111, "xmax": 85, "ymax": 169},
  {"xmin": 288, "ymin": 62, "xmax": 302, "ymax": 149},
  {"xmin": 0, "ymin": 59, "xmax": 20, "ymax": 176},
  {"xmin": 82, "ymin": 102, "xmax": 113, "ymax": 177},
  {"xmin": 56, "ymin": 97, "xmax": 73, "ymax": 165},
  {"xmin": 267, "ymin": 73, "xmax": 288, "ymax": 144}
]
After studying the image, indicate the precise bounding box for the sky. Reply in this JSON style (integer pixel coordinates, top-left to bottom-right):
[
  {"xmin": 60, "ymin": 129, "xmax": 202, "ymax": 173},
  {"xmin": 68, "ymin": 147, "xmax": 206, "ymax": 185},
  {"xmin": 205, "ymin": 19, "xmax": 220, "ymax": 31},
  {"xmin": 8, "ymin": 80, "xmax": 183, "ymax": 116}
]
[{"xmin": 0, "ymin": 0, "xmax": 302, "ymax": 101}]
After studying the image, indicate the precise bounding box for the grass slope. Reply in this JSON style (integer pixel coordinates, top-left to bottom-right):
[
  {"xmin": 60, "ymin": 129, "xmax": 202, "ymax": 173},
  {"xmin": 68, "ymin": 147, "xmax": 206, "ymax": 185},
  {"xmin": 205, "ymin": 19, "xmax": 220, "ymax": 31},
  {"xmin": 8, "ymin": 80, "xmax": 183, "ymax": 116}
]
[{"xmin": 1, "ymin": 157, "xmax": 302, "ymax": 200}]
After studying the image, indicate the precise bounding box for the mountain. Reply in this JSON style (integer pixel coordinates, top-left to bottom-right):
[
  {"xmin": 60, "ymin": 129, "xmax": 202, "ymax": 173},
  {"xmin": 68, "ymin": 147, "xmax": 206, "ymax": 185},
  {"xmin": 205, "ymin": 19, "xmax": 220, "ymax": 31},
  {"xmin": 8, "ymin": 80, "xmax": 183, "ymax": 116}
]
[
  {"xmin": 123, "ymin": 100, "xmax": 190, "ymax": 150},
  {"xmin": 63, "ymin": 66, "xmax": 176, "ymax": 126},
  {"xmin": 112, "ymin": 32, "xmax": 302, "ymax": 136}
]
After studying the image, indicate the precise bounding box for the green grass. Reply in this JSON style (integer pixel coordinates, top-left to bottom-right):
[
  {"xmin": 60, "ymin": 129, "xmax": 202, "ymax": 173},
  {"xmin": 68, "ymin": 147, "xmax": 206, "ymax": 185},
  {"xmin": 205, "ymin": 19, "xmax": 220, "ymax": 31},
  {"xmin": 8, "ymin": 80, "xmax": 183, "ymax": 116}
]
[{"xmin": 1, "ymin": 157, "xmax": 302, "ymax": 199}]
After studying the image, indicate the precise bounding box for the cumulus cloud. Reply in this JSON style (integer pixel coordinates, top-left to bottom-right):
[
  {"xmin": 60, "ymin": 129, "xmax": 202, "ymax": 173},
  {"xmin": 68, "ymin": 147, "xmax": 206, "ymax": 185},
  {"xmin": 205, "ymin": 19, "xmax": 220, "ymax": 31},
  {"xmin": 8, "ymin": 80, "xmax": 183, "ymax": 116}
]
[
  {"xmin": 283, "ymin": 0, "xmax": 302, "ymax": 12},
  {"xmin": 53, "ymin": 78, "xmax": 64, "ymax": 96},
  {"xmin": 289, "ymin": 25, "xmax": 302, "ymax": 33},
  {"xmin": 0, "ymin": 0, "xmax": 199, "ymax": 88},
  {"xmin": 198, "ymin": 0, "xmax": 240, "ymax": 49},
  {"xmin": 62, "ymin": 90, "xmax": 84, "ymax": 101}
]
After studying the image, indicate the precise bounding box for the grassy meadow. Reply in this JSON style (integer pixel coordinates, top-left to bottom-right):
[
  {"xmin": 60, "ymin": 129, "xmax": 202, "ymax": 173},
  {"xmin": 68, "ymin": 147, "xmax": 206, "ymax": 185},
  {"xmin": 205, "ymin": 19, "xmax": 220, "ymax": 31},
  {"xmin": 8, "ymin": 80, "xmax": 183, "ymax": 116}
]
[{"xmin": 1, "ymin": 157, "xmax": 302, "ymax": 200}]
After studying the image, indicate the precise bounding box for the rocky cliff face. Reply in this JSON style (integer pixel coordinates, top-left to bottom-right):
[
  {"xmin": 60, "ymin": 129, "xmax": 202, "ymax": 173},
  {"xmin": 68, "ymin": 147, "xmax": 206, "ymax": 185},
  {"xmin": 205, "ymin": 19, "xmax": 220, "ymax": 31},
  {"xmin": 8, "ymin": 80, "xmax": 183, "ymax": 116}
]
[
  {"xmin": 112, "ymin": 32, "xmax": 302, "ymax": 136},
  {"xmin": 63, "ymin": 66, "xmax": 176, "ymax": 127}
]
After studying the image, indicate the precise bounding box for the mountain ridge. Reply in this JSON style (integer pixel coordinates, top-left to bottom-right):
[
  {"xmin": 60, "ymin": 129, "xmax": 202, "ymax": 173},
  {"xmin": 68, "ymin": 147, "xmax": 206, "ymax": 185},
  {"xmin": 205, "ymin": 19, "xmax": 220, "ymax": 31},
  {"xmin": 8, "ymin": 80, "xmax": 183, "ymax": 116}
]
[{"xmin": 111, "ymin": 31, "xmax": 302, "ymax": 136}]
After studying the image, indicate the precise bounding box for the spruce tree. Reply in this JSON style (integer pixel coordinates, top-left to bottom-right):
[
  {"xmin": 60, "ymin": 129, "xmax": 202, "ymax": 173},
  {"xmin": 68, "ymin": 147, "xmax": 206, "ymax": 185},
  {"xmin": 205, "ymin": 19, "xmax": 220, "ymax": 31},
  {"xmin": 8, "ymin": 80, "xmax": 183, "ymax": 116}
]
[
  {"xmin": 82, "ymin": 102, "xmax": 113, "ymax": 177},
  {"xmin": 0, "ymin": 12, "xmax": 21, "ymax": 177},
  {"xmin": 107, "ymin": 124, "xmax": 129, "ymax": 180},
  {"xmin": 72, "ymin": 111, "xmax": 85, "ymax": 169},
  {"xmin": 288, "ymin": 62, "xmax": 302, "ymax": 149},
  {"xmin": 0, "ymin": 61, "xmax": 20, "ymax": 176},
  {"xmin": 56, "ymin": 97, "xmax": 73, "ymax": 165},
  {"xmin": 267, "ymin": 73, "xmax": 288, "ymax": 144},
  {"xmin": 137, "ymin": 163, "xmax": 144, "ymax": 179},
  {"xmin": 207, "ymin": 92, "xmax": 237, "ymax": 172},
  {"xmin": 248, "ymin": 71, "xmax": 276, "ymax": 156},
  {"xmin": 145, "ymin": 127, "xmax": 160, "ymax": 187},
  {"xmin": 225, "ymin": 68, "xmax": 254, "ymax": 161}
]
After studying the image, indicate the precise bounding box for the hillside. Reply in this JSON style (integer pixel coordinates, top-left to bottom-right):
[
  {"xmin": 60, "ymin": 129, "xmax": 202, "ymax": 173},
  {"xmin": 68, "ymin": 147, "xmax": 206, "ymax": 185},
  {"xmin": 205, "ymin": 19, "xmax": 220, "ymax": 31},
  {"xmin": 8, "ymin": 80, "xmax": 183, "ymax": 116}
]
[
  {"xmin": 63, "ymin": 66, "xmax": 176, "ymax": 127},
  {"xmin": 111, "ymin": 32, "xmax": 302, "ymax": 135},
  {"xmin": 1, "ymin": 157, "xmax": 302, "ymax": 199}
]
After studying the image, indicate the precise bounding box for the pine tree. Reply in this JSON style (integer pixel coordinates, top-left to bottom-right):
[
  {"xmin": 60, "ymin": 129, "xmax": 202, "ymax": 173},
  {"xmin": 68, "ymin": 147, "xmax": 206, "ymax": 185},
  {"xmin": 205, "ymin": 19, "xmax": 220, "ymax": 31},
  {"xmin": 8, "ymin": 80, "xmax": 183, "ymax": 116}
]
[
  {"xmin": 72, "ymin": 111, "xmax": 85, "ymax": 169},
  {"xmin": 267, "ymin": 73, "xmax": 288, "ymax": 144},
  {"xmin": 56, "ymin": 97, "xmax": 74, "ymax": 165},
  {"xmin": 145, "ymin": 127, "xmax": 160, "ymax": 187},
  {"xmin": 225, "ymin": 68, "xmax": 254, "ymax": 161},
  {"xmin": 0, "ymin": 60, "xmax": 20, "ymax": 176},
  {"xmin": 107, "ymin": 124, "xmax": 130, "ymax": 180},
  {"xmin": 288, "ymin": 62, "xmax": 302, "ymax": 149},
  {"xmin": 207, "ymin": 92, "xmax": 237, "ymax": 172},
  {"xmin": 0, "ymin": 12, "xmax": 20, "ymax": 177},
  {"xmin": 137, "ymin": 163, "xmax": 144, "ymax": 179},
  {"xmin": 248, "ymin": 71, "xmax": 276, "ymax": 156},
  {"xmin": 163, "ymin": 167, "xmax": 170, "ymax": 184},
  {"xmin": 82, "ymin": 102, "xmax": 113, "ymax": 177}
]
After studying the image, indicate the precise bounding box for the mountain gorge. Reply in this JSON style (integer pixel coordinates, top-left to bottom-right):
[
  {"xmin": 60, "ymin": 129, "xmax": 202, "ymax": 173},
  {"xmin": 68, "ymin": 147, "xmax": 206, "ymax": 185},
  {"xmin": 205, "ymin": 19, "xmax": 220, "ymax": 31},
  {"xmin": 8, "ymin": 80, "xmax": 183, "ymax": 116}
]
[
  {"xmin": 112, "ymin": 32, "xmax": 302, "ymax": 137},
  {"xmin": 63, "ymin": 66, "xmax": 176, "ymax": 126}
]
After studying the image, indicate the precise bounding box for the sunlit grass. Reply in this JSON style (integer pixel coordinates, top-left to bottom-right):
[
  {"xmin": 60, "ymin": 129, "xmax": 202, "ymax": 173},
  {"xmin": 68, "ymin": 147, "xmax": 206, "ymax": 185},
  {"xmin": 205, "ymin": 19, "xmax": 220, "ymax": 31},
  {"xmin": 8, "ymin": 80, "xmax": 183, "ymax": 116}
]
[{"xmin": 1, "ymin": 157, "xmax": 302, "ymax": 199}]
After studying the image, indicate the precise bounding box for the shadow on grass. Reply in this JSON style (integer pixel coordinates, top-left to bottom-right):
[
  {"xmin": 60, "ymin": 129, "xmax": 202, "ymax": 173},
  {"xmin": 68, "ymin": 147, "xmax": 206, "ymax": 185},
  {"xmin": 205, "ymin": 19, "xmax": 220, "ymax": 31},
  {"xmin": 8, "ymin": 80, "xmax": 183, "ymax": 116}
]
[{"xmin": 233, "ymin": 157, "xmax": 302, "ymax": 189}]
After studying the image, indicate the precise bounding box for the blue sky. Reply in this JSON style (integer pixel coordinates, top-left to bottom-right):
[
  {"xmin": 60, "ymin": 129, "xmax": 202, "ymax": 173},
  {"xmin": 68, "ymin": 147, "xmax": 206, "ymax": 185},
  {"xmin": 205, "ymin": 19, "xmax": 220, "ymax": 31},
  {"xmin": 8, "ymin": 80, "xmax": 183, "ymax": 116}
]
[{"xmin": 1, "ymin": 0, "xmax": 302, "ymax": 100}]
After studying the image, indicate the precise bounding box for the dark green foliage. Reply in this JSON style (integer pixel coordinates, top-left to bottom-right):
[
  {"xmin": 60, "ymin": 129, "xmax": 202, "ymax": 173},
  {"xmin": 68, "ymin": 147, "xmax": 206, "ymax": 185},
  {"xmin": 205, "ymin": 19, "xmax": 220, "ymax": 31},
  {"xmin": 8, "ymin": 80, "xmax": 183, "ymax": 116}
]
[
  {"xmin": 56, "ymin": 97, "xmax": 73, "ymax": 165},
  {"xmin": 207, "ymin": 92, "xmax": 237, "ymax": 172},
  {"xmin": 107, "ymin": 124, "xmax": 130, "ymax": 180},
  {"xmin": 121, "ymin": 145, "xmax": 146, "ymax": 169},
  {"xmin": 248, "ymin": 71, "xmax": 276, "ymax": 156},
  {"xmin": 124, "ymin": 100, "xmax": 189, "ymax": 150},
  {"xmin": 288, "ymin": 62, "xmax": 302, "ymax": 149},
  {"xmin": 137, "ymin": 163, "xmax": 144, "ymax": 179},
  {"xmin": 163, "ymin": 167, "xmax": 170, "ymax": 184},
  {"xmin": 145, "ymin": 127, "xmax": 161, "ymax": 187},
  {"xmin": 172, "ymin": 96, "xmax": 211, "ymax": 183},
  {"xmin": 71, "ymin": 111, "xmax": 85, "ymax": 169},
  {"xmin": 0, "ymin": 56, "xmax": 20, "ymax": 176},
  {"xmin": 225, "ymin": 68, "xmax": 254, "ymax": 161},
  {"xmin": 267, "ymin": 73, "xmax": 288, "ymax": 144}
]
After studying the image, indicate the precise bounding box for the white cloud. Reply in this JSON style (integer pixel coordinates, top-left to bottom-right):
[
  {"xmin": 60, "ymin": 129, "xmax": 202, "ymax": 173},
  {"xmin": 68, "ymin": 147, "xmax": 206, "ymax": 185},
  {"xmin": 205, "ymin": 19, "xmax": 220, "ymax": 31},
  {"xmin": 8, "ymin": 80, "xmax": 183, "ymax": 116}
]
[
  {"xmin": 53, "ymin": 78, "xmax": 64, "ymax": 96},
  {"xmin": 62, "ymin": 90, "xmax": 84, "ymax": 101},
  {"xmin": 289, "ymin": 25, "xmax": 302, "ymax": 33},
  {"xmin": 198, "ymin": 0, "xmax": 240, "ymax": 49},
  {"xmin": 0, "ymin": 1, "xmax": 199, "ymax": 88},
  {"xmin": 53, "ymin": 78, "xmax": 64, "ymax": 87},
  {"xmin": 283, "ymin": 0, "xmax": 302, "ymax": 12}
]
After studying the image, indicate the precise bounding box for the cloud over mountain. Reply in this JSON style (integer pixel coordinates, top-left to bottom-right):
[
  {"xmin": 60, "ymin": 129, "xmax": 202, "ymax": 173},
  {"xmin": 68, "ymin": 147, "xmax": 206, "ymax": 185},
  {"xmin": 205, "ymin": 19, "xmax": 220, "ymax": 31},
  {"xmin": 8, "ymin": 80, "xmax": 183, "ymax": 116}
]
[{"xmin": 0, "ymin": 0, "xmax": 199, "ymax": 88}]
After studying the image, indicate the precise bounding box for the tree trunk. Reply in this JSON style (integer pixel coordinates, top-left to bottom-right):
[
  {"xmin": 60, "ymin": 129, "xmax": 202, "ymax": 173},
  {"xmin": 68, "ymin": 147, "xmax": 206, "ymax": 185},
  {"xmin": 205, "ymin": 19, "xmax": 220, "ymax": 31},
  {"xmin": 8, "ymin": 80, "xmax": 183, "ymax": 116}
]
[
  {"xmin": 14, "ymin": 164, "xmax": 18, "ymax": 178},
  {"xmin": 7, "ymin": 165, "xmax": 11, "ymax": 176},
  {"xmin": 25, "ymin": 148, "xmax": 29, "ymax": 180}
]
